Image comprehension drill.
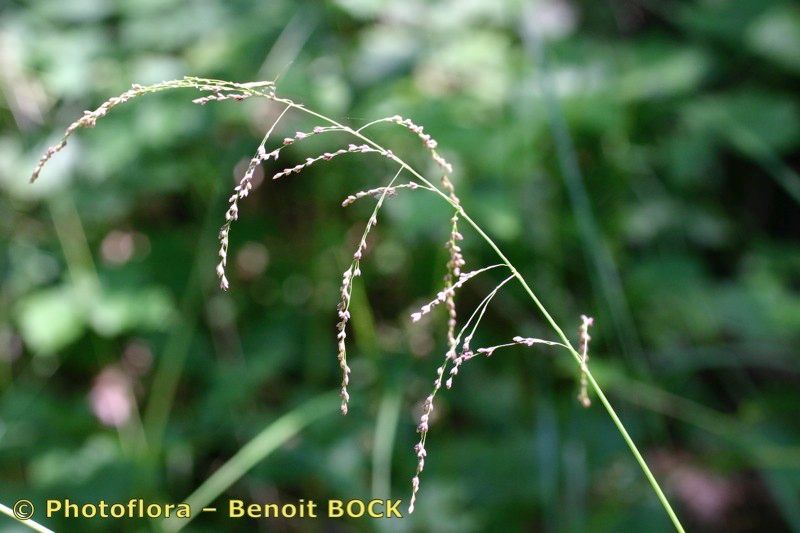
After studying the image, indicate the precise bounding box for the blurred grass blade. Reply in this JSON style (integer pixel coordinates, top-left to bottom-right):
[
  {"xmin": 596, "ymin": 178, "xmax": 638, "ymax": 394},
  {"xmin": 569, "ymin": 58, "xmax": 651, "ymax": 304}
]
[
  {"xmin": 535, "ymin": 396, "xmax": 559, "ymax": 532},
  {"xmin": 761, "ymin": 470, "xmax": 800, "ymax": 530},
  {"xmin": 258, "ymin": 9, "xmax": 318, "ymax": 80},
  {"xmin": 0, "ymin": 502, "xmax": 54, "ymax": 533},
  {"xmin": 161, "ymin": 391, "xmax": 338, "ymax": 532},
  {"xmin": 519, "ymin": 2, "xmax": 645, "ymax": 371},
  {"xmin": 143, "ymin": 188, "xmax": 222, "ymax": 456},
  {"xmin": 371, "ymin": 383, "xmax": 403, "ymax": 500},
  {"xmin": 610, "ymin": 373, "xmax": 800, "ymax": 469},
  {"xmin": 717, "ymin": 110, "xmax": 800, "ymax": 206}
]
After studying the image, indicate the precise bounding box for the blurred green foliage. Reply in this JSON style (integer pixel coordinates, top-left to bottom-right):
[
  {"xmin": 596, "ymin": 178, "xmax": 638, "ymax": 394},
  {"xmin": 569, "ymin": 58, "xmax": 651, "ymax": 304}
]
[{"xmin": 1, "ymin": 0, "xmax": 799, "ymax": 531}]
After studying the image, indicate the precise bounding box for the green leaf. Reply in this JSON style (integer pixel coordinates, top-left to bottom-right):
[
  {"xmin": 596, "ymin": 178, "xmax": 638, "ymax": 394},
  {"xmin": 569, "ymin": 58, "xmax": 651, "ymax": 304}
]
[
  {"xmin": 747, "ymin": 6, "xmax": 800, "ymax": 73},
  {"xmin": 89, "ymin": 288, "xmax": 176, "ymax": 337},
  {"xmin": 16, "ymin": 286, "xmax": 87, "ymax": 355}
]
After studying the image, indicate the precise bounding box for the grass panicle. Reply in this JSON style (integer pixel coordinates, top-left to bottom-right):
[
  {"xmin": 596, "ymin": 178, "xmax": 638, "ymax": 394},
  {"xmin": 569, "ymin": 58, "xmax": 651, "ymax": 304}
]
[{"xmin": 30, "ymin": 76, "xmax": 685, "ymax": 532}]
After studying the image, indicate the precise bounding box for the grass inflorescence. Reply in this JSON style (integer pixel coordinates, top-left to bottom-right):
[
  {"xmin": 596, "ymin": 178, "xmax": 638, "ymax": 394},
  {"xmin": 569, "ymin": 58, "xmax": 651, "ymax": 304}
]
[{"xmin": 30, "ymin": 76, "xmax": 685, "ymax": 531}]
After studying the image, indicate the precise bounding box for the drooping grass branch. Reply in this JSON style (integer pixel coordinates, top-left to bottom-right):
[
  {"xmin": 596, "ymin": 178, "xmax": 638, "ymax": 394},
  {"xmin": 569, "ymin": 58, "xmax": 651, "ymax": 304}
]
[{"xmin": 30, "ymin": 77, "xmax": 684, "ymax": 531}]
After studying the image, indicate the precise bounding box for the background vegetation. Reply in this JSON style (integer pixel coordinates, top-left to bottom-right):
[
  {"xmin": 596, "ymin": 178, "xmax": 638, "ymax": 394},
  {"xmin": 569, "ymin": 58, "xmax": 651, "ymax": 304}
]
[{"xmin": 1, "ymin": 0, "xmax": 799, "ymax": 530}]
